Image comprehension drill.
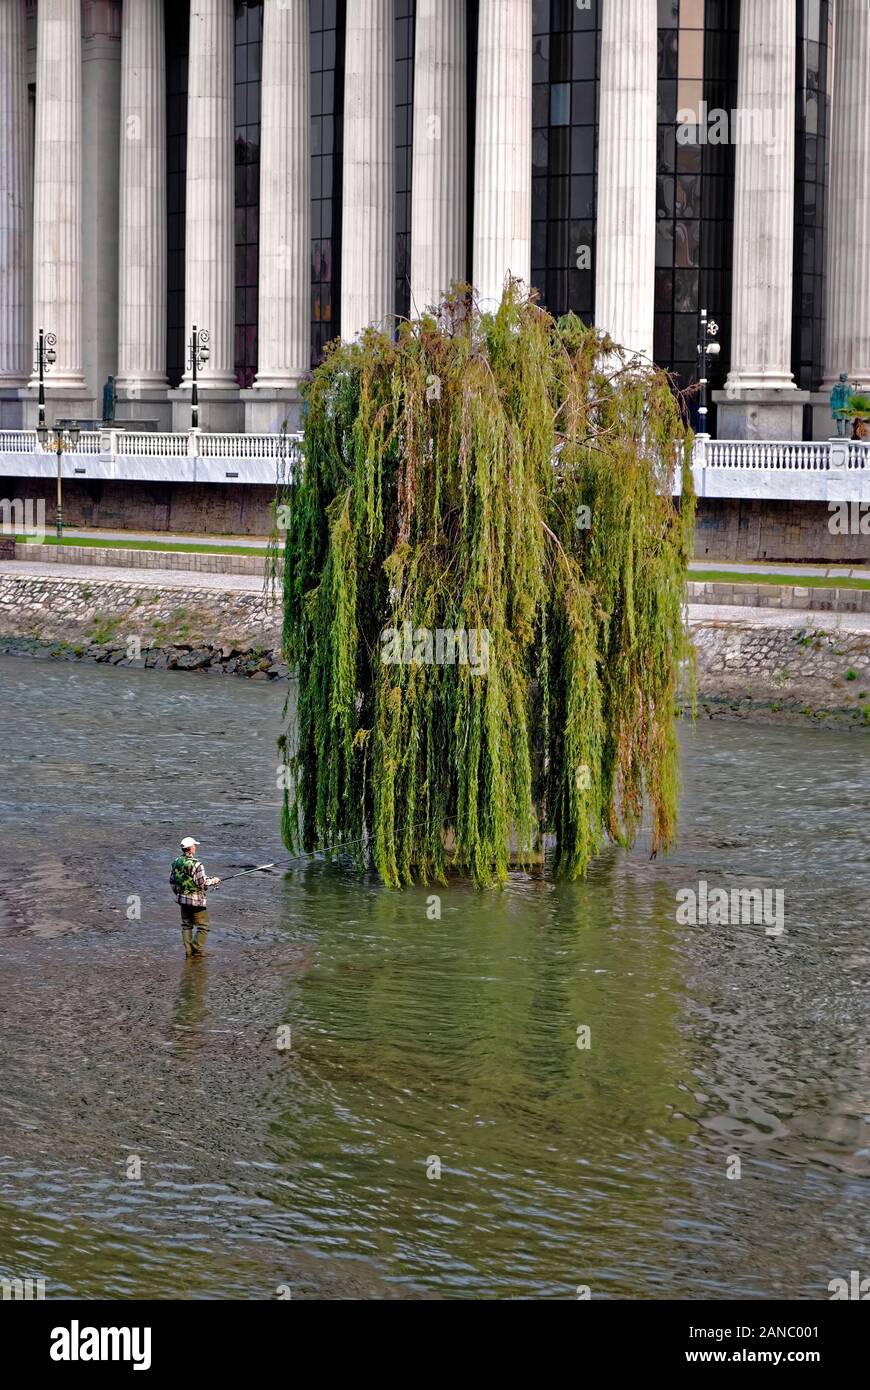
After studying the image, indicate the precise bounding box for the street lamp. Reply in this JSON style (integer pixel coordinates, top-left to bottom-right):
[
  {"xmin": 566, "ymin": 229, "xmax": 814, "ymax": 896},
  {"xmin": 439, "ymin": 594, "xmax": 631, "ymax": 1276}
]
[
  {"xmin": 36, "ymin": 419, "xmax": 81, "ymax": 540},
  {"xmin": 33, "ymin": 327, "xmax": 57, "ymax": 431},
  {"xmin": 697, "ymin": 308, "xmax": 720, "ymax": 434},
  {"xmin": 187, "ymin": 325, "xmax": 210, "ymax": 429}
]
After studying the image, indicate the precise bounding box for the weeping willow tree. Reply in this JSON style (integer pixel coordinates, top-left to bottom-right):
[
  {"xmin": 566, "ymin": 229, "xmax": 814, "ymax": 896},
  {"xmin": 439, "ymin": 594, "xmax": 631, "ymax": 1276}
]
[{"xmin": 276, "ymin": 283, "xmax": 695, "ymax": 888}]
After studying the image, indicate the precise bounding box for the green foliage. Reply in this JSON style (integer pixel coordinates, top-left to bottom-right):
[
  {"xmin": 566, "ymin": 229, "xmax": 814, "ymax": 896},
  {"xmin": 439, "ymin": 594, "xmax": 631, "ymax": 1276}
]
[
  {"xmin": 278, "ymin": 283, "xmax": 696, "ymax": 887},
  {"xmin": 847, "ymin": 392, "xmax": 870, "ymax": 420}
]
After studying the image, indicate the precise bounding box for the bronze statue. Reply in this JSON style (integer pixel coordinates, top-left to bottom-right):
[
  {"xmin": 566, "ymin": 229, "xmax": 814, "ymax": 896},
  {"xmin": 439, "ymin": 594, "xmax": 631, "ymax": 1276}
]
[
  {"xmin": 102, "ymin": 375, "xmax": 117, "ymax": 424},
  {"xmin": 830, "ymin": 372, "xmax": 851, "ymax": 437}
]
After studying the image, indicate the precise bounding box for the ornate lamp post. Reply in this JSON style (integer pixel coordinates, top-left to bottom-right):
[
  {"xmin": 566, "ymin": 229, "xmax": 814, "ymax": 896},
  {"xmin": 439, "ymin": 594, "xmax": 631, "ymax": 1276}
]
[
  {"xmin": 33, "ymin": 327, "xmax": 57, "ymax": 431},
  {"xmin": 697, "ymin": 308, "xmax": 720, "ymax": 434},
  {"xmin": 36, "ymin": 419, "xmax": 80, "ymax": 539},
  {"xmin": 187, "ymin": 325, "xmax": 210, "ymax": 430}
]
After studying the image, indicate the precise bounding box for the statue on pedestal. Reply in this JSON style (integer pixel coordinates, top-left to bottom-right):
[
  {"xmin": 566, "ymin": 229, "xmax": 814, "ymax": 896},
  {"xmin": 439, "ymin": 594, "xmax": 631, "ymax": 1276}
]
[
  {"xmin": 102, "ymin": 375, "xmax": 117, "ymax": 425},
  {"xmin": 830, "ymin": 372, "xmax": 851, "ymax": 437}
]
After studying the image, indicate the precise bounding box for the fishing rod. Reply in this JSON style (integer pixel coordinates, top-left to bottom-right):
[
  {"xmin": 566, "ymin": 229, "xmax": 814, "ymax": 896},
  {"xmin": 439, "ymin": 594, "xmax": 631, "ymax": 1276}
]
[{"xmin": 216, "ymin": 823, "xmax": 429, "ymax": 882}]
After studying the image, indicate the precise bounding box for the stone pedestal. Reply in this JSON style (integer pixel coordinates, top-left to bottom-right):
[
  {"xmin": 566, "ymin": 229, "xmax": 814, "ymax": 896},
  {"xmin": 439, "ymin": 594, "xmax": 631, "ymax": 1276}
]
[
  {"xmin": 20, "ymin": 387, "xmax": 96, "ymax": 430},
  {"xmin": 169, "ymin": 388, "xmax": 244, "ymax": 434},
  {"xmin": 0, "ymin": 390, "xmax": 26, "ymax": 429},
  {"xmin": 241, "ymin": 387, "xmax": 304, "ymax": 435},
  {"xmin": 713, "ymin": 388, "xmax": 809, "ymax": 441},
  {"xmin": 115, "ymin": 387, "xmax": 172, "ymax": 432}
]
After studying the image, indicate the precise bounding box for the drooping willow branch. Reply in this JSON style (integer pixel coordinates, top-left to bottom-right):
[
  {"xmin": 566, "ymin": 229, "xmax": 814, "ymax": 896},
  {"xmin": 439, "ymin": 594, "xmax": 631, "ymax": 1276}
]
[{"xmin": 277, "ymin": 282, "xmax": 696, "ymax": 888}]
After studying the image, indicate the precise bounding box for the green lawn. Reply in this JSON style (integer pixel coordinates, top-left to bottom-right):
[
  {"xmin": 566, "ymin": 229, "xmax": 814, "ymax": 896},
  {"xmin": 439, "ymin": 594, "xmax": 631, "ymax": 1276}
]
[
  {"xmin": 14, "ymin": 534, "xmax": 268, "ymax": 558},
  {"xmin": 691, "ymin": 569, "xmax": 870, "ymax": 592}
]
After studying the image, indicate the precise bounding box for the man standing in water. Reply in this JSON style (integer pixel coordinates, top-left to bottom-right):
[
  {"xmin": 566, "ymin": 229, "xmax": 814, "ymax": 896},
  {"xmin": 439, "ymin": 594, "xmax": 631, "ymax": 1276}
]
[{"xmin": 170, "ymin": 836, "xmax": 220, "ymax": 958}]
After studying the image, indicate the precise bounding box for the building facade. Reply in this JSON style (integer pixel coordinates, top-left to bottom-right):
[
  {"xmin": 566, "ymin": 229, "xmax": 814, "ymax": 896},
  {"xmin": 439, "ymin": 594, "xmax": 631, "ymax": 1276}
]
[{"xmin": 0, "ymin": 0, "xmax": 866, "ymax": 439}]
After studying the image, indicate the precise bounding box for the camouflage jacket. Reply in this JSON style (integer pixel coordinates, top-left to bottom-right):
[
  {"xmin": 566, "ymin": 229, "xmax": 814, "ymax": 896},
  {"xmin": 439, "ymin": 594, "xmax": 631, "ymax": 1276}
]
[{"xmin": 170, "ymin": 855, "xmax": 217, "ymax": 907}]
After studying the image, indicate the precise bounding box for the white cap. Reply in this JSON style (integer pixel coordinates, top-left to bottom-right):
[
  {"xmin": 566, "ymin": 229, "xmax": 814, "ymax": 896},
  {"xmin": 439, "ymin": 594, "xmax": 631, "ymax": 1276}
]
[{"xmin": 180, "ymin": 836, "xmax": 199, "ymax": 849}]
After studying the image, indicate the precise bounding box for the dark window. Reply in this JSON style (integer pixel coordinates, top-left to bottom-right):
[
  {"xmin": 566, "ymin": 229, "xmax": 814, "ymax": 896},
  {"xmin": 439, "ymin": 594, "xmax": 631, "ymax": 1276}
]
[
  {"xmin": 165, "ymin": 0, "xmax": 189, "ymax": 389},
  {"xmin": 234, "ymin": 0, "xmax": 262, "ymax": 390},
  {"xmin": 395, "ymin": 0, "xmax": 415, "ymax": 322}
]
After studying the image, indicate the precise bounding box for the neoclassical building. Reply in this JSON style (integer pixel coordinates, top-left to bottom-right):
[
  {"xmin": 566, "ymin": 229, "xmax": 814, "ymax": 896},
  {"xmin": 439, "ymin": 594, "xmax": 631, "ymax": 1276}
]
[{"xmin": 0, "ymin": 0, "xmax": 866, "ymax": 439}]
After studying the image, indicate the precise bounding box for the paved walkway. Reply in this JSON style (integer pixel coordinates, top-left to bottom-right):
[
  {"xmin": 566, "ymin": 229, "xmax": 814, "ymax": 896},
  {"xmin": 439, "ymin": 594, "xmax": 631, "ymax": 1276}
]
[
  {"xmin": 687, "ymin": 603, "xmax": 870, "ymax": 634},
  {"xmin": 0, "ymin": 559, "xmax": 265, "ymax": 593}
]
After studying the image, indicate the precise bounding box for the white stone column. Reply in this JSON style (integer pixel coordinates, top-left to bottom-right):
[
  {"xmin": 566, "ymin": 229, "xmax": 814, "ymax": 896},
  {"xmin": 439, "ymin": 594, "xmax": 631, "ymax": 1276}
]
[
  {"xmin": 472, "ymin": 0, "xmax": 531, "ymax": 310},
  {"xmin": 725, "ymin": 0, "xmax": 798, "ymax": 392},
  {"xmin": 822, "ymin": 0, "xmax": 870, "ymax": 385},
  {"xmin": 0, "ymin": 0, "xmax": 31, "ymax": 387},
  {"xmin": 341, "ymin": 0, "xmax": 394, "ymax": 341},
  {"xmin": 594, "ymin": 0, "xmax": 656, "ymax": 362},
  {"xmin": 116, "ymin": 0, "xmax": 167, "ymax": 393},
  {"xmin": 253, "ymin": 0, "xmax": 310, "ymax": 389},
  {"xmin": 410, "ymin": 0, "xmax": 466, "ymax": 315},
  {"xmin": 182, "ymin": 0, "xmax": 236, "ymax": 387},
  {"xmin": 29, "ymin": 0, "xmax": 87, "ymax": 391}
]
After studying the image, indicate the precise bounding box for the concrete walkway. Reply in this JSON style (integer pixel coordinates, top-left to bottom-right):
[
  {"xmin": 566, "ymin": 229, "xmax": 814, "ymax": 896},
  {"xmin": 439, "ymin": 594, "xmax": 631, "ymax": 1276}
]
[
  {"xmin": 687, "ymin": 603, "xmax": 870, "ymax": 634},
  {"xmin": 0, "ymin": 559, "xmax": 266, "ymax": 593}
]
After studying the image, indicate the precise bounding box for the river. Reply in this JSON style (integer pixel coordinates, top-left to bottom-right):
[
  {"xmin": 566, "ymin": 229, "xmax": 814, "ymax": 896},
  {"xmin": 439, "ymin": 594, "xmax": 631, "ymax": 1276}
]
[{"xmin": 0, "ymin": 653, "xmax": 868, "ymax": 1299}]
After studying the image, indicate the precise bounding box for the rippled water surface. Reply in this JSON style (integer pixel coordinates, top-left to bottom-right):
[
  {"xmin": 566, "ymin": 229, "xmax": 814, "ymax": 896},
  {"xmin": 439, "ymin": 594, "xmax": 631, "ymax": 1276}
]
[{"xmin": 0, "ymin": 653, "xmax": 868, "ymax": 1299}]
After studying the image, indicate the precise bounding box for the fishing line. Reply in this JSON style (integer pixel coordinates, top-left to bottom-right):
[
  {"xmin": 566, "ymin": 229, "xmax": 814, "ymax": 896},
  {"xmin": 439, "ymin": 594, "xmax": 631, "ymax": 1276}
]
[{"xmin": 218, "ymin": 822, "xmax": 430, "ymax": 881}]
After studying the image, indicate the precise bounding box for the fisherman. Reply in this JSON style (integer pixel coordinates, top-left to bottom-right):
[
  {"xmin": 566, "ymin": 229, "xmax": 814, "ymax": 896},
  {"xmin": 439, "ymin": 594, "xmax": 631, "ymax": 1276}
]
[{"xmin": 170, "ymin": 836, "xmax": 221, "ymax": 958}]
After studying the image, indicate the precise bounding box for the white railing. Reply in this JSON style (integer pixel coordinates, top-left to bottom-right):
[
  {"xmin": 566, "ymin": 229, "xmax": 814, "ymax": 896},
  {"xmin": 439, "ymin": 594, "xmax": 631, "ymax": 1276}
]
[
  {"xmin": 0, "ymin": 430, "xmax": 36, "ymax": 452},
  {"xmin": 197, "ymin": 432, "xmax": 303, "ymax": 460},
  {"xmin": 695, "ymin": 437, "xmax": 870, "ymax": 471},
  {"xmin": 116, "ymin": 431, "xmax": 189, "ymax": 456}
]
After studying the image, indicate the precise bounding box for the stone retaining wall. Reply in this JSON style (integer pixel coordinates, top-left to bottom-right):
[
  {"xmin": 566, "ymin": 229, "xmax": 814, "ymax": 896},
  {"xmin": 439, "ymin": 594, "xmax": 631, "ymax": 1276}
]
[
  {"xmin": 0, "ymin": 572, "xmax": 284, "ymax": 678},
  {"xmin": 693, "ymin": 619, "xmax": 870, "ymax": 722},
  {"xmin": 13, "ymin": 542, "xmax": 266, "ymax": 576},
  {"xmin": 687, "ymin": 580, "xmax": 870, "ymax": 613}
]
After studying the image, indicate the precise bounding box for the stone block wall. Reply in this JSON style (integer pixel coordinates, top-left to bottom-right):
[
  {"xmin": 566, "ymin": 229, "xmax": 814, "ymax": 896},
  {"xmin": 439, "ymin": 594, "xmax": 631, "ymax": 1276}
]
[
  {"xmin": 695, "ymin": 498, "xmax": 870, "ymax": 563},
  {"xmin": 1, "ymin": 478, "xmax": 275, "ymax": 535}
]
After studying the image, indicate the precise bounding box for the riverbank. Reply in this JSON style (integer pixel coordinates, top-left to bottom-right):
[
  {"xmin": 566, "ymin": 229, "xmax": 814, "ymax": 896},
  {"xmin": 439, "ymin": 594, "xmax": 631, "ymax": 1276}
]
[{"xmin": 1, "ymin": 566, "xmax": 869, "ymax": 721}]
